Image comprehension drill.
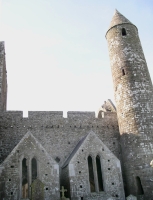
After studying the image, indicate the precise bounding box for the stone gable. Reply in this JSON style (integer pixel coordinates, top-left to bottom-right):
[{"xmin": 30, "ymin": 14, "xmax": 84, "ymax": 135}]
[
  {"xmin": 0, "ymin": 131, "xmax": 59, "ymax": 200},
  {"xmin": 61, "ymin": 131, "xmax": 125, "ymax": 200}
]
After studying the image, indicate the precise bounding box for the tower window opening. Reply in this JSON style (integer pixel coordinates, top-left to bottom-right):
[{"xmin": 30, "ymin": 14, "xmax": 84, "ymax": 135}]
[
  {"xmin": 122, "ymin": 28, "xmax": 126, "ymax": 36},
  {"xmin": 136, "ymin": 176, "xmax": 144, "ymax": 195},
  {"xmin": 122, "ymin": 69, "xmax": 125, "ymax": 76},
  {"xmin": 88, "ymin": 156, "xmax": 95, "ymax": 192}
]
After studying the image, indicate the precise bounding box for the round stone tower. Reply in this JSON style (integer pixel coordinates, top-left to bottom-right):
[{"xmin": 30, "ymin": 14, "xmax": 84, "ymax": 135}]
[{"xmin": 106, "ymin": 10, "xmax": 153, "ymax": 198}]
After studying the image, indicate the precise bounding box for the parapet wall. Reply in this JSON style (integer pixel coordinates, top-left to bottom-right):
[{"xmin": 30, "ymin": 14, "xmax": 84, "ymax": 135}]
[
  {"xmin": 28, "ymin": 111, "xmax": 63, "ymax": 119},
  {"xmin": 67, "ymin": 111, "xmax": 95, "ymax": 119},
  {"xmin": 0, "ymin": 110, "xmax": 117, "ymax": 120},
  {"xmin": 0, "ymin": 111, "xmax": 23, "ymax": 118}
]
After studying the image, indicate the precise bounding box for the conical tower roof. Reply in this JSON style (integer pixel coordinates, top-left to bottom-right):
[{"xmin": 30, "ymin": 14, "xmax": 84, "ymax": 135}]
[{"xmin": 108, "ymin": 10, "xmax": 133, "ymax": 30}]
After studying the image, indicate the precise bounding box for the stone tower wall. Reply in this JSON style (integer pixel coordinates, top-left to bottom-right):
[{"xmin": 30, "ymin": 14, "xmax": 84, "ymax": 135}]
[
  {"xmin": 0, "ymin": 42, "xmax": 7, "ymax": 111},
  {"xmin": 106, "ymin": 14, "xmax": 153, "ymax": 198},
  {"xmin": 106, "ymin": 24, "xmax": 153, "ymax": 135}
]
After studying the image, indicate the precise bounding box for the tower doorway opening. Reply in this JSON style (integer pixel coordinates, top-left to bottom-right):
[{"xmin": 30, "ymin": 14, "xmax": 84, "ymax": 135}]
[{"xmin": 136, "ymin": 176, "xmax": 144, "ymax": 195}]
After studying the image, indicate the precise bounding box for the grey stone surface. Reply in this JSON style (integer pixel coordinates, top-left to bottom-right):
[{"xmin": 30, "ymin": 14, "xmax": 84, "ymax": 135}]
[
  {"xmin": 0, "ymin": 9, "xmax": 153, "ymax": 200},
  {"xmin": 126, "ymin": 194, "xmax": 137, "ymax": 200},
  {"xmin": 31, "ymin": 179, "xmax": 44, "ymax": 200}
]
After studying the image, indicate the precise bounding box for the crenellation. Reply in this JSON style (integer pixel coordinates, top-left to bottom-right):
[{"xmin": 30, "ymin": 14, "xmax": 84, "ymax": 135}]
[
  {"xmin": 28, "ymin": 111, "xmax": 64, "ymax": 119},
  {"xmin": 67, "ymin": 111, "xmax": 95, "ymax": 119}
]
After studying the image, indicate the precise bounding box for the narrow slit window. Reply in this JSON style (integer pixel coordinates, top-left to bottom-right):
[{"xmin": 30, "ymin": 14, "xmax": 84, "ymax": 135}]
[
  {"xmin": 88, "ymin": 156, "xmax": 95, "ymax": 192},
  {"xmin": 122, "ymin": 69, "xmax": 125, "ymax": 76},
  {"xmin": 31, "ymin": 158, "xmax": 37, "ymax": 182},
  {"xmin": 22, "ymin": 158, "xmax": 28, "ymax": 198},
  {"xmin": 96, "ymin": 155, "xmax": 104, "ymax": 191},
  {"xmin": 122, "ymin": 28, "xmax": 126, "ymax": 36},
  {"xmin": 136, "ymin": 176, "xmax": 144, "ymax": 195}
]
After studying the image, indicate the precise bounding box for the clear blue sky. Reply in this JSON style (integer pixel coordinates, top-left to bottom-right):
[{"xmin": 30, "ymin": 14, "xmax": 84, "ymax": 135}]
[{"xmin": 1, "ymin": 0, "xmax": 153, "ymax": 116}]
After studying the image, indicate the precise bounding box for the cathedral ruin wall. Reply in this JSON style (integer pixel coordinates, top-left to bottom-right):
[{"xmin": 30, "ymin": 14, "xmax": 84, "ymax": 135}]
[{"xmin": 0, "ymin": 111, "xmax": 120, "ymax": 167}]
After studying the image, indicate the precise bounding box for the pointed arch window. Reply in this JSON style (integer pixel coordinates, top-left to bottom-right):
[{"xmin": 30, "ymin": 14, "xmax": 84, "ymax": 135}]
[
  {"xmin": 96, "ymin": 155, "xmax": 104, "ymax": 191},
  {"xmin": 31, "ymin": 158, "xmax": 37, "ymax": 182},
  {"xmin": 136, "ymin": 176, "xmax": 144, "ymax": 195},
  {"xmin": 22, "ymin": 158, "xmax": 28, "ymax": 198},
  {"xmin": 88, "ymin": 156, "xmax": 95, "ymax": 192},
  {"xmin": 122, "ymin": 28, "xmax": 126, "ymax": 36}
]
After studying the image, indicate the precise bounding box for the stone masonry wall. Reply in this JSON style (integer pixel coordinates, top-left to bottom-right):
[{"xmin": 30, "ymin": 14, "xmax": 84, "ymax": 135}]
[{"xmin": 0, "ymin": 111, "xmax": 120, "ymax": 167}]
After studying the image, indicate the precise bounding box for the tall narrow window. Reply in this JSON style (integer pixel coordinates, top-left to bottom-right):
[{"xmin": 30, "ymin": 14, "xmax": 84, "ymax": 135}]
[
  {"xmin": 136, "ymin": 176, "xmax": 144, "ymax": 195},
  {"xmin": 22, "ymin": 158, "xmax": 28, "ymax": 198},
  {"xmin": 88, "ymin": 156, "xmax": 95, "ymax": 192},
  {"xmin": 31, "ymin": 158, "xmax": 37, "ymax": 182},
  {"xmin": 122, "ymin": 28, "xmax": 126, "ymax": 36},
  {"xmin": 122, "ymin": 69, "xmax": 125, "ymax": 76},
  {"xmin": 96, "ymin": 155, "xmax": 104, "ymax": 191}
]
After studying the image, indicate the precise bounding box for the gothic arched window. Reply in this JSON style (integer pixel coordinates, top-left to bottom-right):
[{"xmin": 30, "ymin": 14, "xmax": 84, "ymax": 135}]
[
  {"xmin": 22, "ymin": 158, "xmax": 28, "ymax": 198},
  {"xmin": 96, "ymin": 155, "xmax": 104, "ymax": 191},
  {"xmin": 31, "ymin": 158, "xmax": 37, "ymax": 182},
  {"xmin": 88, "ymin": 156, "xmax": 95, "ymax": 192},
  {"xmin": 122, "ymin": 28, "xmax": 126, "ymax": 36}
]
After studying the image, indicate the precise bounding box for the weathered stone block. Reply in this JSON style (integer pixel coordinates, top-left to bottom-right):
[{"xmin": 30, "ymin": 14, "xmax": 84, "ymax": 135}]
[{"xmin": 126, "ymin": 194, "xmax": 137, "ymax": 200}]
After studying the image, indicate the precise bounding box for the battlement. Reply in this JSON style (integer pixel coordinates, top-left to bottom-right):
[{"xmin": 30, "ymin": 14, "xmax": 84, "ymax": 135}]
[
  {"xmin": 0, "ymin": 111, "xmax": 23, "ymax": 118},
  {"xmin": 28, "ymin": 111, "xmax": 63, "ymax": 119},
  {"xmin": 0, "ymin": 110, "xmax": 117, "ymax": 121},
  {"xmin": 67, "ymin": 111, "xmax": 95, "ymax": 119}
]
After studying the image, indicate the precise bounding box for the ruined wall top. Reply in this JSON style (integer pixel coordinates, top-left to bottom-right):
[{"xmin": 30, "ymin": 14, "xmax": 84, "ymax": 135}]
[
  {"xmin": 0, "ymin": 42, "xmax": 5, "ymax": 55},
  {"xmin": 0, "ymin": 41, "xmax": 7, "ymax": 111}
]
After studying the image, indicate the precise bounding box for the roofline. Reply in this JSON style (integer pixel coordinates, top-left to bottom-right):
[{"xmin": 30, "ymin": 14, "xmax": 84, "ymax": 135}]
[
  {"xmin": 105, "ymin": 22, "xmax": 138, "ymax": 38},
  {"xmin": 62, "ymin": 133, "xmax": 89, "ymax": 169},
  {"xmin": 108, "ymin": 99, "xmax": 116, "ymax": 111}
]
